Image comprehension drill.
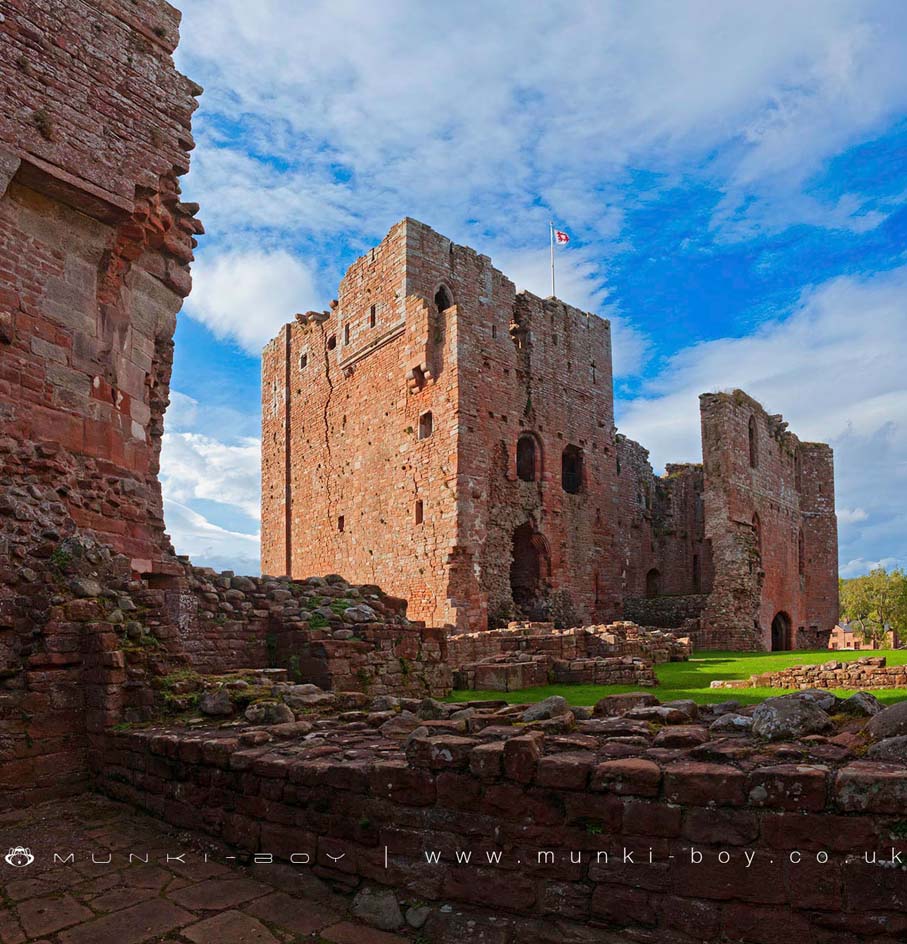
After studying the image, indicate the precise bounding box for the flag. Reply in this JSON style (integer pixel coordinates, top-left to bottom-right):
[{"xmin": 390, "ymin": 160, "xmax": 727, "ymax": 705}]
[{"xmin": 554, "ymin": 229, "xmax": 570, "ymax": 244}]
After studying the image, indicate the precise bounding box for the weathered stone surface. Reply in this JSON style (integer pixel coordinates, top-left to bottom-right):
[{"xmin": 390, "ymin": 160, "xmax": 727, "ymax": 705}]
[
  {"xmin": 751, "ymin": 695, "xmax": 834, "ymax": 741},
  {"xmin": 199, "ymin": 690, "xmax": 234, "ymax": 716},
  {"xmin": 709, "ymin": 713, "xmax": 754, "ymax": 736},
  {"xmin": 522, "ymin": 695, "xmax": 570, "ymax": 721},
  {"xmin": 351, "ymin": 887, "xmax": 404, "ymax": 931},
  {"xmin": 244, "ymin": 702, "xmax": 295, "ymax": 725},
  {"xmin": 866, "ymin": 700, "xmax": 907, "ymax": 740}
]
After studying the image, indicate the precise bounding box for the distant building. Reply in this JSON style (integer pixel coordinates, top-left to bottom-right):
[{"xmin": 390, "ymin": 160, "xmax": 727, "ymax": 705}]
[
  {"xmin": 829, "ymin": 621, "xmax": 900, "ymax": 650},
  {"xmin": 261, "ymin": 219, "xmax": 839, "ymax": 649}
]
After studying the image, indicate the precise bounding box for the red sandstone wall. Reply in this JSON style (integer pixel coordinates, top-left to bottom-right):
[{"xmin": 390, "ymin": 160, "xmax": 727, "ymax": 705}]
[
  {"xmin": 262, "ymin": 220, "xmax": 623, "ymax": 631},
  {"xmin": 262, "ymin": 221, "xmax": 463, "ymax": 627},
  {"xmin": 0, "ymin": 0, "xmax": 202, "ymax": 568},
  {"xmin": 699, "ymin": 391, "xmax": 838, "ymax": 650}
]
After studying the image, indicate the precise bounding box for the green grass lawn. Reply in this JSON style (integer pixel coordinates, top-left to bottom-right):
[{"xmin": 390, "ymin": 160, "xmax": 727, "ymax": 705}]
[{"xmin": 448, "ymin": 649, "xmax": 907, "ymax": 707}]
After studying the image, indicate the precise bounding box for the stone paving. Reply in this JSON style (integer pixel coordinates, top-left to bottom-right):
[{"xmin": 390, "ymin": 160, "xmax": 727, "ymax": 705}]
[{"xmin": 0, "ymin": 795, "xmax": 410, "ymax": 944}]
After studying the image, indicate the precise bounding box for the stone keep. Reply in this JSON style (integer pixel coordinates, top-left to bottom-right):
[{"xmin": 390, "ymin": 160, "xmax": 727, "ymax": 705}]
[{"xmin": 261, "ymin": 222, "xmax": 839, "ymax": 648}]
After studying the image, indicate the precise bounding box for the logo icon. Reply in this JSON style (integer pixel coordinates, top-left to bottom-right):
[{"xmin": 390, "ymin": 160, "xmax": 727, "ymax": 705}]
[{"xmin": 5, "ymin": 847, "xmax": 34, "ymax": 868}]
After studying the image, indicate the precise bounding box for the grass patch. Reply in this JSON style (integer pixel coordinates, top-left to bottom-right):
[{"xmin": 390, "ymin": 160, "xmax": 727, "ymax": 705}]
[{"xmin": 449, "ymin": 649, "xmax": 907, "ymax": 707}]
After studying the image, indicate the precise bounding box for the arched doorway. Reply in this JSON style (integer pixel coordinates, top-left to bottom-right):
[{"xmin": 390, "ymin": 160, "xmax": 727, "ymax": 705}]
[
  {"xmin": 771, "ymin": 611, "xmax": 792, "ymax": 651},
  {"xmin": 645, "ymin": 568, "xmax": 660, "ymax": 598},
  {"xmin": 510, "ymin": 522, "xmax": 550, "ymax": 616}
]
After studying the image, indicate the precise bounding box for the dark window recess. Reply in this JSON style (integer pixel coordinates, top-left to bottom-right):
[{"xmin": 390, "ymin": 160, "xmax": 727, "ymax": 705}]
[
  {"xmin": 646, "ymin": 568, "xmax": 660, "ymax": 598},
  {"xmin": 435, "ymin": 285, "xmax": 452, "ymax": 312},
  {"xmin": 370, "ymin": 304, "xmax": 377, "ymax": 327},
  {"xmin": 299, "ymin": 352, "xmax": 308, "ymax": 370},
  {"xmin": 561, "ymin": 444, "xmax": 583, "ymax": 493},
  {"xmin": 748, "ymin": 415, "xmax": 758, "ymax": 468},
  {"xmin": 344, "ymin": 324, "xmax": 350, "ymax": 344},
  {"xmin": 327, "ymin": 335, "xmax": 337, "ymax": 350},
  {"xmin": 415, "ymin": 500, "xmax": 424, "ymax": 525},
  {"xmin": 516, "ymin": 435, "xmax": 538, "ymax": 481},
  {"xmin": 338, "ymin": 515, "xmax": 345, "ymax": 532},
  {"xmin": 419, "ymin": 411, "xmax": 433, "ymax": 439}
]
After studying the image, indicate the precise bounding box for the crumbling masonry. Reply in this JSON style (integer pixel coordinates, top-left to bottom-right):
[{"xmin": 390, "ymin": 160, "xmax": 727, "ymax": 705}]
[
  {"xmin": 2, "ymin": 6, "xmax": 902, "ymax": 944},
  {"xmin": 262, "ymin": 223, "xmax": 839, "ymax": 649}
]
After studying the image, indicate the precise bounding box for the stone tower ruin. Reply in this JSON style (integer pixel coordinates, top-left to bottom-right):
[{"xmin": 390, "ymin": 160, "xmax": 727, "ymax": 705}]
[{"xmin": 261, "ymin": 220, "xmax": 839, "ymax": 647}]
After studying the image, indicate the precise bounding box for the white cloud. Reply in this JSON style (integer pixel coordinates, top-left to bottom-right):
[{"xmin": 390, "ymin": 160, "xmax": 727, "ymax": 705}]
[
  {"xmin": 163, "ymin": 498, "xmax": 260, "ymax": 575},
  {"xmin": 617, "ymin": 266, "xmax": 907, "ymax": 576},
  {"xmin": 160, "ymin": 430, "xmax": 261, "ymax": 521},
  {"xmin": 838, "ymin": 508, "xmax": 869, "ymax": 525},
  {"xmin": 185, "ymin": 249, "xmax": 321, "ymax": 355},
  {"xmin": 175, "ymin": 0, "xmax": 907, "ymax": 242}
]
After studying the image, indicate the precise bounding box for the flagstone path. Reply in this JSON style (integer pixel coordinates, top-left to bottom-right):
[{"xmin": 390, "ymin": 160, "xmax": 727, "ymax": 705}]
[{"xmin": 0, "ymin": 794, "xmax": 410, "ymax": 944}]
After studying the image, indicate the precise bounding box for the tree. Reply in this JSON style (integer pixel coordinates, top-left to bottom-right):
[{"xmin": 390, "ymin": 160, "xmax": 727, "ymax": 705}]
[{"xmin": 840, "ymin": 567, "xmax": 907, "ymax": 646}]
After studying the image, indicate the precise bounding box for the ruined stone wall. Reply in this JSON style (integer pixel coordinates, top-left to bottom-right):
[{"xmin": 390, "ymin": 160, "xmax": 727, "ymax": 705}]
[
  {"xmin": 698, "ymin": 391, "xmax": 838, "ymax": 650},
  {"xmin": 713, "ymin": 656, "xmax": 907, "ymax": 691},
  {"xmin": 97, "ymin": 711, "xmax": 907, "ymax": 943},
  {"xmin": 263, "ymin": 220, "xmax": 622, "ymax": 632},
  {"xmin": 0, "ymin": 0, "xmax": 202, "ymax": 568},
  {"xmin": 262, "ymin": 221, "xmax": 463, "ymax": 628},
  {"xmin": 616, "ymin": 434, "xmax": 713, "ymax": 596}
]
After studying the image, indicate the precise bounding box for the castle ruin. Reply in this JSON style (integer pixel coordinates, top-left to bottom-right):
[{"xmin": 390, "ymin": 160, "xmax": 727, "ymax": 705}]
[{"xmin": 262, "ymin": 220, "xmax": 839, "ymax": 649}]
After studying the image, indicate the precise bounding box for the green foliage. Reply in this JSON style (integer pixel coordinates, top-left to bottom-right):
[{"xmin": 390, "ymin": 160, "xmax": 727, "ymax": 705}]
[
  {"xmin": 448, "ymin": 649, "xmax": 907, "ymax": 707},
  {"xmin": 288, "ymin": 654, "xmax": 302, "ymax": 682},
  {"xmin": 308, "ymin": 613, "xmax": 328, "ymax": 630},
  {"xmin": 49, "ymin": 547, "xmax": 71, "ymax": 571},
  {"xmin": 840, "ymin": 567, "xmax": 907, "ymax": 645}
]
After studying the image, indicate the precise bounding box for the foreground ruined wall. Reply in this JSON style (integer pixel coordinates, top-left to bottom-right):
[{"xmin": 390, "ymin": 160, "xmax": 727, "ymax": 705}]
[
  {"xmin": 97, "ymin": 699, "xmax": 907, "ymax": 943},
  {"xmin": 0, "ymin": 0, "xmax": 203, "ymax": 567},
  {"xmin": 0, "ymin": 1, "xmax": 449, "ymax": 812}
]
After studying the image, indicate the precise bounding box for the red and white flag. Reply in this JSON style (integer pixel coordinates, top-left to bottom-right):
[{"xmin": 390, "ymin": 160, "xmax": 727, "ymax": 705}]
[{"xmin": 554, "ymin": 229, "xmax": 570, "ymax": 244}]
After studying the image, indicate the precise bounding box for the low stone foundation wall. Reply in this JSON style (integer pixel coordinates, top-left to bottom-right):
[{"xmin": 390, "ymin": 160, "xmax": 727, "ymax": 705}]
[
  {"xmin": 453, "ymin": 654, "xmax": 657, "ymax": 691},
  {"xmin": 712, "ymin": 656, "xmax": 907, "ymax": 691},
  {"xmin": 447, "ymin": 620, "xmax": 689, "ymax": 669},
  {"xmin": 96, "ymin": 701, "xmax": 907, "ymax": 942}
]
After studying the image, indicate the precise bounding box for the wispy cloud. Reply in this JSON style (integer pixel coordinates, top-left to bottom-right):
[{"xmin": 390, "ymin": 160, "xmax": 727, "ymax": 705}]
[{"xmin": 185, "ymin": 249, "xmax": 321, "ymax": 355}]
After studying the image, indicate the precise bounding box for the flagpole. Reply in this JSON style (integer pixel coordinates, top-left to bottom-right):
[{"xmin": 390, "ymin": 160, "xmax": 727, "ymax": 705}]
[{"xmin": 549, "ymin": 220, "xmax": 555, "ymax": 297}]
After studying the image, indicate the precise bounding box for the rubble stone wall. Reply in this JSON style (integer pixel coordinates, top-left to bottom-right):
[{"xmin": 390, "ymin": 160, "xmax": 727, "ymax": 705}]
[
  {"xmin": 447, "ymin": 620, "xmax": 690, "ymax": 668},
  {"xmin": 713, "ymin": 657, "xmax": 907, "ymax": 691},
  {"xmin": 96, "ymin": 717, "xmax": 907, "ymax": 943}
]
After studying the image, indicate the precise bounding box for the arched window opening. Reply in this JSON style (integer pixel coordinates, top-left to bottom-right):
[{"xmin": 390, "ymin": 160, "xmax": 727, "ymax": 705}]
[
  {"xmin": 327, "ymin": 334, "xmax": 337, "ymax": 351},
  {"xmin": 794, "ymin": 451, "xmax": 802, "ymax": 492},
  {"xmin": 370, "ymin": 304, "xmax": 377, "ymax": 327},
  {"xmin": 418, "ymin": 411, "xmax": 433, "ymax": 440},
  {"xmin": 645, "ymin": 568, "xmax": 660, "ymax": 598},
  {"xmin": 516, "ymin": 434, "xmax": 538, "ymax": 481},
  {"xmin": 748, "ymin": 415, "xmax": 758, "ymax": 469},
  {"xmin": 798, "ymin": 528, "xmax": 805, "ymax": 576},
  {"xmin": 299, "ymin": 352, "xmax": 308, "ymax": 370},
  {"xmin": 415, "ymin": 500, "xmax": 424, "ymax": 525},
  {"xmin": 561, "ymin": 444, "xmax": 583, "ymax": 494},
  {"xmin": 434, "ymin": 285, "xmax": 453, "ymax": 313}
]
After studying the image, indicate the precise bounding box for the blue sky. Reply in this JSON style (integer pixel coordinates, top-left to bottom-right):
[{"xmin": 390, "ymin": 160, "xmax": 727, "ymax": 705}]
[{"xmin": 164, "ymin": 0, "xmax": 907, "ymax": 578}]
